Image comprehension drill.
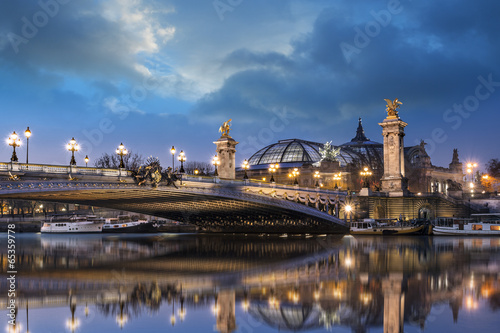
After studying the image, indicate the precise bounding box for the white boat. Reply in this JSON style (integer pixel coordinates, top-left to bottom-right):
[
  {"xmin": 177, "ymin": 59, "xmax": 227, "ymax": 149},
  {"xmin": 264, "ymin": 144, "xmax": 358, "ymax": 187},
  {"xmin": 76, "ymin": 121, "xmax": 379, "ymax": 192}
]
[
  {"xmin": 433, "ymin": 214, "xmax": 500, "ymax": 236},
  {"xmin": 41, "ymin": 215, "xmax": 104, "ymax": 233}
]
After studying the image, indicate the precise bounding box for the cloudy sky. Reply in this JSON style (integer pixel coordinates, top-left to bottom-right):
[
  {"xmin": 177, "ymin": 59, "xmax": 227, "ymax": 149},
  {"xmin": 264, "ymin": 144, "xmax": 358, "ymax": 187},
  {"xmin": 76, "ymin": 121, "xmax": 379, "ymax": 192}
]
[{"xmin": 0, "ymin": 0, "xmax": 499, "ymax": 170}]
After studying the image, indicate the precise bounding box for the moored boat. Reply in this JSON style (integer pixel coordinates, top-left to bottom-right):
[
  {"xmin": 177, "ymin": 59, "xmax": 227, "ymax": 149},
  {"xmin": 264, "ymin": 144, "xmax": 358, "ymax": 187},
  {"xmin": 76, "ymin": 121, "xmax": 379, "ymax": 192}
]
[
  {"xmin": 432, "ymin": 214, "xmax": 500, "ymax": 236},
  {"xmin": 102, "ymin": 215, "xmax": 156, "ymax": 233},
  {"xmin": 350, "ymin": 219, "xmax": 429, "ymax": 235},
  {"xmin": 41, "ymin": 214, "xmax": 104, "ymax": 233}
]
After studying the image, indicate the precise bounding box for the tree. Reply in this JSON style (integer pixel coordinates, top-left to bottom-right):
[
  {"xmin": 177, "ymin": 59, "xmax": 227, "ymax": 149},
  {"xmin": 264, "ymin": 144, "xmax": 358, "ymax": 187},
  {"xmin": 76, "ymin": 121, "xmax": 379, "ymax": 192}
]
[
  {"xmin": 94, "ymin": 151, "xmax": 144, "ymax": 171},
  {"xmin": 183, "ymin": 161, "xmax": 213, "ymax": 175},
  {"xmin": 486, "ymin": 158, "xmax": 500, "ymax": 178}
]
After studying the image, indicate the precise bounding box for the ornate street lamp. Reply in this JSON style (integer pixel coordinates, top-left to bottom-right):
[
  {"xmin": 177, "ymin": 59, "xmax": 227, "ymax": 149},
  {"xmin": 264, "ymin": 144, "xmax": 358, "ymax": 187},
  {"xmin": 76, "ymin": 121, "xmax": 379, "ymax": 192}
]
[
  {"xmin": 269, "ymin": 163, "xmax": 279, "ymax": 183},
  {"xmin": 212, "ymin": 155, "xmax": 220, "ymax": 177},
  {"xmin": 84, "ymin": 155, "xmax": 89, "ymax": 167},
  {"xmin": 333, "ymin": 172, "xmax": 342, "ymax": 190},
  {"xmin": 314, "ymin": 170, "xmax": 321, "ymax": 187},
  {"xmin": 360, "ymin": 167, "xmax": 372, "ymax": 188},
  {"xmin": 66, "ymin": 137, "xmax": 79, "ymax": 166},
  {"xmin": 116, "ymin": 143, "xmax": 128, "ymax": 169},
  {"xmin": 242, "ymin": 159, "xmax": 249, "ymax": 180},
  {"xmin": 7, "ymin": 131, "xmax": 21, "ymax": 162},
  {"xmin": 170, "ymin": 146, "xmax": 176, "ymax": 170},
  {"xmin": 24, "ymin": 127, "xmax": 31, "ymax": 164},
  {"xmin": 344, "ymin": 204, "xmax": 353, "ymax": 223},
  {"xmin": 178, "ymin": 150, "xmax": 186, "ymax": 173},
  {"xmin": 292, "ymin": 168, "xmax": 300, "ymax": 185},
  {"xmin": 466, "ymin": 162, "xmax": 478, "ymax": 193}
]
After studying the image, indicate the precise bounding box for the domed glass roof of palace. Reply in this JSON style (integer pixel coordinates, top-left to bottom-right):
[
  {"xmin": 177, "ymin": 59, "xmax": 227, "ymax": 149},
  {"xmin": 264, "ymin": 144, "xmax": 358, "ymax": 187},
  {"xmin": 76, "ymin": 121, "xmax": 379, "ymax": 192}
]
[
  {"xmin": 246, "ymin": 118, "xmax": 384, "ymax": 169},
  {"xmin": 247, "ymin": 139, "xmax": 322, "ymax": 165}
]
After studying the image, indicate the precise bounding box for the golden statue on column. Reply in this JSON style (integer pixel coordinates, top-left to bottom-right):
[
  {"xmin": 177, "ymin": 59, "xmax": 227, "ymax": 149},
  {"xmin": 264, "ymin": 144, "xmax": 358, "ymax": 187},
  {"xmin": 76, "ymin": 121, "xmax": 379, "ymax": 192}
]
[
  {"xmin": 384, "ymin": 98, "xmax": 403, "ymax": 118},
  {"xmin": 219, "ymin": 119, "xmax": 232, "ymax": 137}
]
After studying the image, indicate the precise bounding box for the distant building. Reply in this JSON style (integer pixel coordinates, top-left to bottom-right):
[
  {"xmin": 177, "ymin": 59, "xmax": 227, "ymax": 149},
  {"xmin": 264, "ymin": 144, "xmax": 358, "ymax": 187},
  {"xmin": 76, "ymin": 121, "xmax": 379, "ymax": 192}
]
[{"xmin": 237, "ymin": 118, "xmax": 464, "ymax": 195}]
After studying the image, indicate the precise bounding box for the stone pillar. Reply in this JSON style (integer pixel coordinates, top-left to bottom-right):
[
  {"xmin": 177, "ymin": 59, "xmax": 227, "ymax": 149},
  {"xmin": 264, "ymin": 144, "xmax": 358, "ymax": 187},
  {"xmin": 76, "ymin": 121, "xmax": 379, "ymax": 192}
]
[
  {"xmin": 214, "ymin": 135, "xmax": 238, "ymax": 180},
  {"xmin": 379, "ymin": 116, "xmax": 408, "ymax": 196},
  {"xmin": 382, "ymin": 273, "xmax": 405, "ymax": 333}
]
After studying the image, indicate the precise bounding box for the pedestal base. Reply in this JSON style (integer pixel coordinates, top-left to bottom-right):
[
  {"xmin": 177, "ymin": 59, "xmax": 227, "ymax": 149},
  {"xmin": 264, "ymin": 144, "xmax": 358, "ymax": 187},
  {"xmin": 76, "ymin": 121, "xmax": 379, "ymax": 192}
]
[
  {"xmin": 359, "ymin": 187, "xmax": 372, "ymax": 196},
  {"xmin": 381, "ymin": 176, "xmax": 408, "ymax": 196},
  {"xmin": 214, "ymin": 135, "xmax": 239, "ymax": 180}
]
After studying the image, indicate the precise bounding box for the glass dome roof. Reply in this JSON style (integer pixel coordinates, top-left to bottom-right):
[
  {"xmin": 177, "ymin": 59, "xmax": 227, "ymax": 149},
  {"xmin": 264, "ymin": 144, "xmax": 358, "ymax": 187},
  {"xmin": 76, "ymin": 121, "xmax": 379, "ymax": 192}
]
[
  {"xmin": 245, "ymin": 119, "xmax": 384, "ymax": 170},
  {"xmin": 248, "ymin": 139, "xmax": 322, "ymax": 165}
]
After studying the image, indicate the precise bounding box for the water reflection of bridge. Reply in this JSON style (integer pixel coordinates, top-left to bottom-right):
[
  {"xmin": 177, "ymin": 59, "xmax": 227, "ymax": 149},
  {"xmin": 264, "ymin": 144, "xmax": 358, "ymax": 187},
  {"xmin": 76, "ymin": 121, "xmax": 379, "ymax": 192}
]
[{"xmin": 2, "ymin": 235, "xmax": 500, "ymax": 332}]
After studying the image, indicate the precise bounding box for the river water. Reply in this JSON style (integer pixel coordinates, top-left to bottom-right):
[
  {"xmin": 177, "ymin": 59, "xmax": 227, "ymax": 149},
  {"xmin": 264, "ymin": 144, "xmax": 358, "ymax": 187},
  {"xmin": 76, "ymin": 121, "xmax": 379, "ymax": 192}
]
[{"xmin": 1, "ymin": 233, "xmax": 499, "ymax": 333}]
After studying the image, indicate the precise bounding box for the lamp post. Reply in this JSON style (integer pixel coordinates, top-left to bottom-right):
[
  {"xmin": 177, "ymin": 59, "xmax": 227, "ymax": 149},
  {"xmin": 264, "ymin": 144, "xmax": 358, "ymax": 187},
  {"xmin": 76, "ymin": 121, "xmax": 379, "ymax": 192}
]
[
  {"xmin": 360, "ymin": 167, "xmax": 372, "ymax": 188},
  {"xmin": 242, "ymin": 159, "xmax": 249, "ymax": 180},
  {"xmin": 333, "ymin": 172, "xmax": 342, "ymax": 190},
  {"xmin": 291, "ymin": 168, "xmax": 300, "ymax": 185},
  {"xmin": 116, "ymin": 143, "xmax": 128, "ymax": 168},
  {"xmin": 178, "ymin": 150, "xmax": 186, "ymax": 173},
  {"xmin": 212, "ymin": 155, "xmax": 220, "ymax": 177},
  {"xmin": 84, "ymin": 155, "xmax": 89, "ymax": 167},
  {"xmin": 7, "ymin": 131, "xmax": 21, "ymax": 162},
  {"xmin": 66, "ymin": 137, "xmax": 79, "ymax": 166},
  {"xmin": 24, "ymin": 127, "xmax": 31, "ymax": 164},
  {"xmin": 314, "ymin": 170, "xmax": 321, "ymax": 187},
  {"xmin": 177, "ymin": 150, "xmax": 186, "ymax": 185},
  {"xmin": 170, "ymin": 146, "xmax": 176, "ymax": 170},
  {"xmin": 466, "ymin": 162, "xmax": 478, "ymax": 193},
  {"xmin": 344, "ymin": 204, "xmax": 352, "ymax": 223},
  {"xmin": 269, "ymin": 163, "xmax": 279, "ymax": 183}
]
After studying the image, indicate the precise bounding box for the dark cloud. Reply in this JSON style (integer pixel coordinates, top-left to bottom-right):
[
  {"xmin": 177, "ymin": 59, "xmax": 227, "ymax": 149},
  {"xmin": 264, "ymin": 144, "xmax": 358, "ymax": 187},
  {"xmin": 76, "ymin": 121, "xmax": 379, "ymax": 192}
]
[
  {"xmin": 191, "ymin": 0, "xmax": 500, "ymax": 166},
  {"xmin": 0, "ymin": 0, "xmax": 498, "ymax": 168}
]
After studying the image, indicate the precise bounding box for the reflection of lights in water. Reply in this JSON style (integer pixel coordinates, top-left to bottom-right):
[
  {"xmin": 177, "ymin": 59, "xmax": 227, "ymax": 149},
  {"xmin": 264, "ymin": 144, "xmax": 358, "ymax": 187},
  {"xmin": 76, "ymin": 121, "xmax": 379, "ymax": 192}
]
[
  {"xmin": 116, "ymin": 314, "xmax": 128, "ymax": 329},
  {"xmin": 268, "ymin": 296, "xmax": 279, "ymax": 308},
  {"xmin": 465, "ymin": 296, "xmax": 478, "ymax": 310},
  {"xmin": 178, "ymin": 298, "xmax": 186, "ymax": 322},
  {"xmin": 5, "ymin": 323, "xmax": 23, "ymax": 333},
  {"xmin": 344, "ymin": 257, "xmax": 352, "ymax": 268},
  {"xmin": 65, "ymin": 318, "xmax": 80, "ymax": 332},
  {"xmin": 170, "ymin": 313, "xmax": 176, "ymax": 326},
  {"xmin": 360, "ymin": 293, "xmax": 372, "ymax": 305},
  {"xmin": 242, "ymin": 292, "xmax": 250, "ymax": 312},
  {"xmin": 314, "ymin": 290, "xmax": 321, "ymax": 301},
  {"xmin": 288, "ymin": 290, "xmax": 299, "ymax": 304},
  {"xmin": 333, "ymin": 289, "xmax": 342, "ymax": 299}
]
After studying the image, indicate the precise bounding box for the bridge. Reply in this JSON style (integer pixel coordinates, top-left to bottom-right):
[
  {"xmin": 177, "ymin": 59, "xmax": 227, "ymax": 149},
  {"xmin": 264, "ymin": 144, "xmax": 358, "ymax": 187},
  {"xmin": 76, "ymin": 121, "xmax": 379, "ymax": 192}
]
[{"xmin": 0, "ymin": 162, "xmax": 349, "ymax": 233}]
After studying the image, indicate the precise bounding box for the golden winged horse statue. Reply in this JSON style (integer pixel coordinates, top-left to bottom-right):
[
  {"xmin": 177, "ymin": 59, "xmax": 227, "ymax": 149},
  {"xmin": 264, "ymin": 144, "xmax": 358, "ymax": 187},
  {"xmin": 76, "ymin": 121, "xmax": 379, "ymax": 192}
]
[
  {"xmin": 384, "ymin": 98, "xmax": 403, "ymax": 118},
  {"xmin": 219, "ymin": 119, "xmax": 232, "ymax": 137}
]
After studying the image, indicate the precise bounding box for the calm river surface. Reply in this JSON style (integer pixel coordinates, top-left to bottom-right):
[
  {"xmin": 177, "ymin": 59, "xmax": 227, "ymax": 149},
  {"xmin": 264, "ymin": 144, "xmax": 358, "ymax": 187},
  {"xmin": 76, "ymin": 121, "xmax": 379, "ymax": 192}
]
[{"xmin": 1, "ymin": 233, "xmax": 500, "ymax": 333}]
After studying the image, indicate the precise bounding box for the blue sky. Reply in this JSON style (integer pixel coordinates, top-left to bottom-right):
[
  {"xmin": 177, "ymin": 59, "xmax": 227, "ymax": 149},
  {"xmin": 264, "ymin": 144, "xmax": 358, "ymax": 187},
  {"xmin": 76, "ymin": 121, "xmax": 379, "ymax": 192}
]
[{"xmin": 0, "ymin": 0, "xmax": 499, "ymax": 170}]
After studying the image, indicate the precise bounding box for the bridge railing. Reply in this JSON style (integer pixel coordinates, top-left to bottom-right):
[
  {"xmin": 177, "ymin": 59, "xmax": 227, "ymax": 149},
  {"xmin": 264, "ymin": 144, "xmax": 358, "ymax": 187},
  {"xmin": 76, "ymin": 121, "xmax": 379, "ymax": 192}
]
[
  {"xmin": 182, "ymin": 174, "xmax": 348, "ymax": 196},
  {"xmin": 0, "ymin": 162, "xmax": 132, "ymax": 177}
]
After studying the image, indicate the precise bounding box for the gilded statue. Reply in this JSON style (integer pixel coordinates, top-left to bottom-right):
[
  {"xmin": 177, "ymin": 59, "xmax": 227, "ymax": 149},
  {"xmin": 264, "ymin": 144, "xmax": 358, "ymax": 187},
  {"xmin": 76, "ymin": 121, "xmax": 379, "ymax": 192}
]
[
  {"xmin": 384, "ymin": 98, "xmax": 402, "ymax": 118},
  {"xmin": 219, "ymin": 119, "xmax": 232, "ymax": 137}
]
